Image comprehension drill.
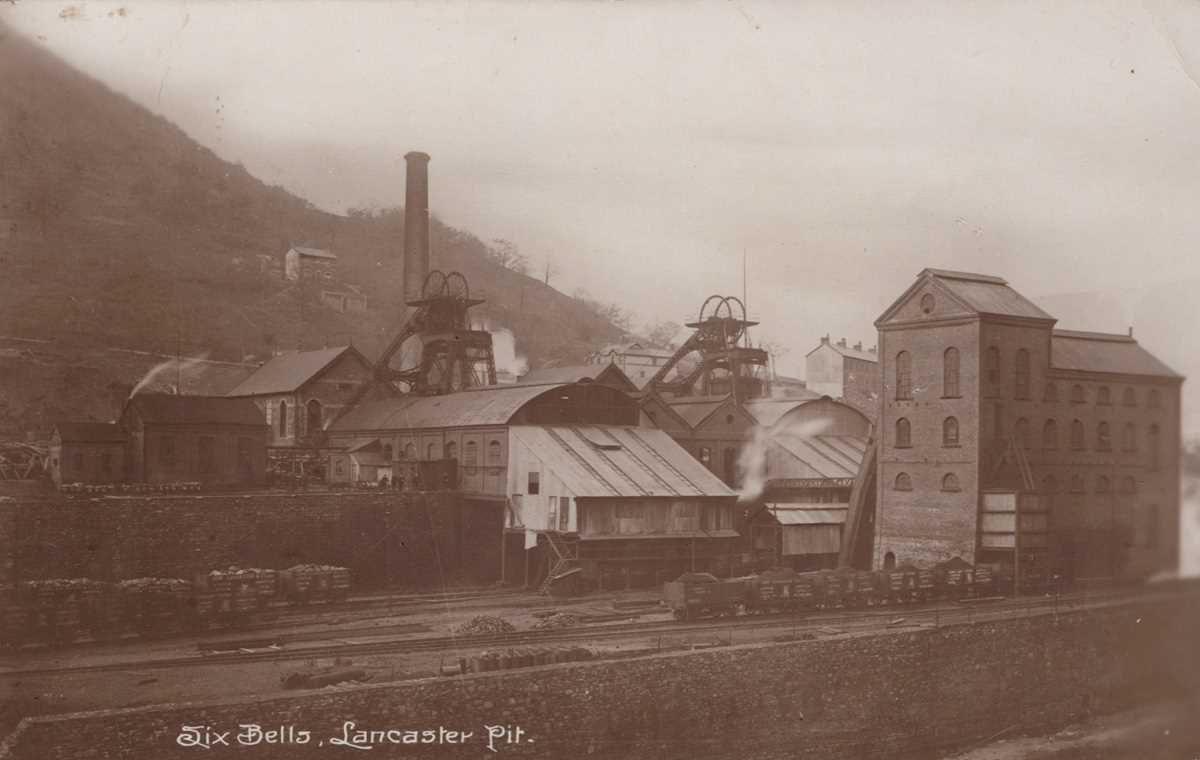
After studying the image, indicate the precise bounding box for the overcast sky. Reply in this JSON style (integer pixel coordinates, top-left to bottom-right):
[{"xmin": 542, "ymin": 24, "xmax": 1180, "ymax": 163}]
[{"xmin": 5, "ymin": 0, "xmax": 1200, "ymax": 434}]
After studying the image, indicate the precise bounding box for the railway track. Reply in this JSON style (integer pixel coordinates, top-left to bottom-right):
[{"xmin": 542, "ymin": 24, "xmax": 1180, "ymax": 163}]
[{"xmin": 0, "ymin": 585, "xmax": 1165, "ymax": 679}]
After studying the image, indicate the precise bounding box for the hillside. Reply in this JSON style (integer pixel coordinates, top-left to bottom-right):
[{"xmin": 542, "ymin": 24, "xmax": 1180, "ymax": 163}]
[{"xmin": 0, "ymin": 23, "xmax": 624, "ymax": 435}]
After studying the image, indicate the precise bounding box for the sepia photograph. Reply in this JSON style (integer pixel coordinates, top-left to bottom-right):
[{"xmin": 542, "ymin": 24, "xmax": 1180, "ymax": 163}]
[{"xmin": 0, "ymin": 1, "xmax": 1198, "ymax": 757}]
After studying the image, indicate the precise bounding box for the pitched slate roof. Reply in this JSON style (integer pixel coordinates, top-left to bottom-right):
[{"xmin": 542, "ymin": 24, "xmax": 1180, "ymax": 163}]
[
  {"xmin": 926, "ymin": 269, "xmax": 1054, "ymax": 320},
  {"xmin": 807, "ymin": 341, "xmax": 878, "ymax": 363},
  {"xmin": 666, "ymin": 395, "xmax": 733, "ymax": 428},
  {"xmin": 124, "ymin": 394, "xmax": 266, "ymax": 427},
  {"xmin": 509, "ymin": 425, "xmax": 735, "ymax": 498},
  {"xmin": 227, "ymin": 346, "xmax": 361, "ymax": 397},
  {"xmin": 330, "ymin": 383, "xmax": 571, "ymax": 432},
  {"xmin": 55, "ymin": 422, "xmax": 126, "ymax": 443},
  {"xmin": 1051, "ymin": 330, "xmax": 1181, "ymax": 378},
  {"xmin": 136, "ymin": 360, "xmax": 257, "ymax": 397}
]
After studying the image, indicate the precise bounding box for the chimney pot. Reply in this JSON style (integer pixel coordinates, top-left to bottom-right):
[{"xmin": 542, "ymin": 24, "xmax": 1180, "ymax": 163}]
[
  {"xmin": 870, "ymin": 345, "xmax": 877, "ymax": 354},
  {"xmin": 854, "ymin": 341, "xmax": 862, "ymax": 351},
  {"xmin": 837, "ymin": 338, "xmax": 847, "ymax": 348},
  {"xmin": 821, "ymin": 335, "xmax": 830, "ymax": 344}
]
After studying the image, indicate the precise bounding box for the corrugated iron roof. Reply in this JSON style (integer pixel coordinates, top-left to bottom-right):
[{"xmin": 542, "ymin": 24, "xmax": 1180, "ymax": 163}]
[
  {"xmin": 744, "ymin": 397, "xmax": 820, "ymax": 427},
  {"xmin": 1051, "ymin": 331, "xmax": 1181, "ymax": 378},
  {"xmin": 510, "ymin": 425, "xmax": 735, "ymax": 498},
  {"xmin": 330, "ymin": 383, "xmax": 571, "ymax": 432},
  {"xmin": 55, "ymin": 422, "xmax": 126, "ymax": 443},
  {"xmin": 928, "ymin": 270, "xmax": 1054, "ymax": 321},
  {"xmin": 771, "ymin": 435, "xmax": 867, "ymax": 480},
  {"xmin": 290, "ymin": 246, "xmax": 337, "ymax": 259},
  {"xmin": 227, "ymin": 346, "xmax": 360, "ymax": 397},
  {"xmin": 124, "ymin": 394, "xmax": 265, "ymax": 427},
  {"xmin": 768, "ymin": 505, "xmax": 849, "ymax": 525}
]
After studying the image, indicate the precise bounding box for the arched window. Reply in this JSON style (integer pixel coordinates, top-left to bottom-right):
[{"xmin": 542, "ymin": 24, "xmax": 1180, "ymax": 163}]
[
  {"xmin": 1016, "ymin": 417, "xmax": 1031, "ymax": 449},
  {"xmin": 986, "ymin": 346, "xmax": 1001, "ymax": 386},
  {"xmin": 1149, "ymin": 424, "xmax": 1160, "ymax": 470},
  {"xmin": 943, "ymin": 348, "xmax": 960, "ymax": 398},
  {"xmin": 895, "ymin": 351, "xmax": 912, "ymax": 400},
  {"xmin": 487, "ymin": 440, "xmax": 502, "ymax": 466},
  {"xmin": 1148, "ymin": 389, "xmax": 1161, "ymax": 409},
  {"xmin": 445, "ymin": 441, "xmax": 458, "ymax": 461},
  {"xmin": 941, "ymin": 473, "xmax": 961, "ymax": 492},
  {"xmin": 895, "ymin": 418, "xmax": 912, "ymax": 448},
  {"xmin": 278, "ymin": 401, "xmax": 288, "ymax": 437},
  {"xmin": 427, "ymin": 442, "xmax": 437, "ymax": 460},
  {"xmin": 942, "ymin": 416, "xmax": 959, "ymax": 447},
  {"xmin": 1070, "ymin": 419, "xmax": 1085, "ymax": 450},
  {"xmin": 382, "ymin": 443, "xmax": 394, "ymax": 461},
  {"xmin": 1071, "ymin": 384, "xmax": 1085, "ymax": 404},
  {"xmin": 1044, "ymin": 382, "xmax": 1059, "ymax": 403},
  {"xmin": 1122, "ymin": 387, "xmax": 1137, "ymax": 407},
  {"xmin": 894, "ymin": 473, "xmax": 912, "ymax": 491},
  {"xmin": 883, "ymin": 551, "xmax": 897, "ymax": 570},
  {"xmin": 305, "ymin": 399, "xmax": 322, "ymax": 436},
  {"xmin": 1043, "ymin": 419, "xmax": 1058, "ymax": 450},
  {"xmin": 1097, "ymin": 421, "xmax": 1111, "ymax": 451},
  {"xmin": 1070, "ymin": 474, "xmax": 1085, "ymax": 493},
  {"xmin": 464, "ymin": 441, "xmax": 479, "ymax": 473},
  {"xmin": 1015, "ymin": 349, "xmax": 1030, "ymax": 399},
  {"xmin": 1122, "ymin": 423, "xmax": 1136, "ymax": 452},
  {"xmin": 404, "ymin": 442, "xmax": 417, "ymax": 460},
  {"xmin": 1121, "ymin": 476, "xmax": 1137, "ymax": 494},
  {"xmin": 1097, "ymin": 386, "xmax": 1111, "ymax": 406},
  {"xmin": 1096, "ymin": 475, "xmax": 1110, "ymax": 493}
]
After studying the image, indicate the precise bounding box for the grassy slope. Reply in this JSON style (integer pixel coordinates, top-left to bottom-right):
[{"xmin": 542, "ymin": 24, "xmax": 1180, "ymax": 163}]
[{"xmin": 0, "ymin": 24, "xmax": 622, "ymax": 435}]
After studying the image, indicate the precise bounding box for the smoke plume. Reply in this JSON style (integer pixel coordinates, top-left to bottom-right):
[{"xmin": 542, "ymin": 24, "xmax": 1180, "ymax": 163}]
[
  {"xmin": 486, "ymin": 324, "xmax": 528, "ymax": 379},
  {"xmin": 128, "ymin": 354, "xmax": 211, "ymax": 398},
  {"xmin": 736, "ymin": 417, "xmax": 832, "ymax": 503}
]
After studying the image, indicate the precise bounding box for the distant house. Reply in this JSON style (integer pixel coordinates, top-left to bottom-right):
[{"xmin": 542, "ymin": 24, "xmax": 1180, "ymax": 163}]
[
  {"xmin": 226, "ymin": 346, "xmax": 374, "ymax": 448},
  {"xmin": 805, "ymin": 336, "xmax": 879, "ymax": 417},
  {"xmin": 48, "ymin": 422, "xmax": 127, "ymax": 486},
  {"xmin": 121, "ymin": 394, "xmax": 268, "ymax": 486},
  {"xmin": 284, "ymin": 246, "xmax": 337, "ymax": 283},
  {"xmin": 320, "ymin": 285, "xmax": 368, "ymax": 314}
]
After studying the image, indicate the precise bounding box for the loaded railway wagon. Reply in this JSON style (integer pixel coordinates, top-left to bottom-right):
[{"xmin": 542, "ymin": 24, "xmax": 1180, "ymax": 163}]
[{"xmin": 663, "ymin": 559, "xmax": 1000, "ymax": 620}]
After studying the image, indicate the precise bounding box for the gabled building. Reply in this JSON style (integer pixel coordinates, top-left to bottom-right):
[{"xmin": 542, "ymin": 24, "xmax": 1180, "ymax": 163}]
[
  {"xmin": 226, "ymin": 346, "xmax": 374, "ymax": 449},
  {"xmin": 120, "ymin": 394, "xmax": 268, "ymax": 486},
  {"xmin": 48, "ymin": 422, "xmax": 127, "ymax": 486},
  {"xmin": 587, "ymin": 342, "xmax": 677, "ymax": 389},
  {"xmin": 284, "ymin": 246, "xmax": 337, "ymax": 282},
  {"xmin": 873, "ymin": 268, "xmax": 1182, "ymax": 581},
  {"xmin": 805, "ymin": 336, "xmax": 879, "ymax": 417}
]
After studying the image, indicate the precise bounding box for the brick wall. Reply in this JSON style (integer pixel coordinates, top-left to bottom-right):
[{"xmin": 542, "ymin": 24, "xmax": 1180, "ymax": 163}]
[
  {"xmin": 4, "ymin": 595, "xmax": 1198, "ymax": 759},
  {"xmin": 0, "ymin": 491, "xmax": 503, "ymax": 588}
]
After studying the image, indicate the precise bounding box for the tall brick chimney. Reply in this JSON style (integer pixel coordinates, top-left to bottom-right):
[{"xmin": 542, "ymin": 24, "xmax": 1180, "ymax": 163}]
[{"xmin": 403, "ymin": 151, "xmax": 431, "ymax": 302}]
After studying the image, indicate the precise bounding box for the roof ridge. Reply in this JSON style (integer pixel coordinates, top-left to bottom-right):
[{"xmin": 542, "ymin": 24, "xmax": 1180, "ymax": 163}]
[
  {"xmin": 921, "ymin": 268, "xmax": 1008, "ymax": 284},
  {"xmin": 1052, "ymin": 328, "xmax": 1136, "ymax": 343}
]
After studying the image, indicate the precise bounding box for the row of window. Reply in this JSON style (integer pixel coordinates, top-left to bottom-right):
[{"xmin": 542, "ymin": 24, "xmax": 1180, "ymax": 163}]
[
  {"xmin": 893, "ymin": 348, "xmax": 1163, "ymax": 408},
  {"xmin": 892, "ymin": 471, "xmax": 1142, "ymax": 495},
  {"xmin": 894, "ymin": 416, "xmax": 1162, "ymax": 464},
  {"xmin": 379, "ymin": 440, "xmax": 507, "ymax": 468}
]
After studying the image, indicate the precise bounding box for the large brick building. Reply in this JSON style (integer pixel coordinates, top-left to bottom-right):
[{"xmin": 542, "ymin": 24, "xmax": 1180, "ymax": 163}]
[{"xmin": 873, "ymin": 269, "xmax": 1182, "ymax": 581}]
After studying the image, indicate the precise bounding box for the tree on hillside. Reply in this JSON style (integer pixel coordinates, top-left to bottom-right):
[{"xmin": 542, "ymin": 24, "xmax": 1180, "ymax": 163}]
[
  {"xmin": 573, "ymin": 288, "xmax": 633, "ymax": 333},
  {"xmin": 645, "ymin": 320, "xmax": 683, "ymax": 349},
  {"xmin": 487, "ymin": 239, "xmax": 529, "ymax": 275}
]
